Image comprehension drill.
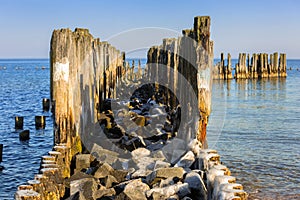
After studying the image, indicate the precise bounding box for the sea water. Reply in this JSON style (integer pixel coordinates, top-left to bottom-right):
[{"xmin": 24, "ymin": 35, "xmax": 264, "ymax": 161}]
[
  {"xmin": 0, "ymin": 59, "xmax": 53, "ymax": 199},
  {"xmin": 208, "ymin": 59, "xmax": 300, "ymax": 199},
  {"xmin": 0, "ymin": 58, "xmax": 299, "ymax": 199}
]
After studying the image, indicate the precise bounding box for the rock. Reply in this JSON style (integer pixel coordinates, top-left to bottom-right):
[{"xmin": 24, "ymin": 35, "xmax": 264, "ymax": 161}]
[
  {"xmin": 105, "ymin": 175, "xmax": 119, "ymax": 188},
  {"xmin": 135, "ymin": 156, "xmax": 156, "ymax": 171},
  {"xmin": 131, "ymin": 169, "xmax": 152, "ymax": 179},
  {"xmin": 110, "ymin": 169, "xmax": 128, "ymax": 183},
  {"xmin": 112, "ymin": 158, "xmax": 129, "ymax": 170},
  {"xmin": 146, "ymin": 183, "xmax": 190, "ymax": 199},
  {"xmin": 147, "ymin": 167, "xmax": 185, "ymax": 185},
  {"xmin": 106, "ymin": 126, "xmax": 125, "ymax": 139},
  {"xmin": 98, "ymin": 113, "xmax": 112, "ymax": 128},
  {"xmin": 91, "ymin": 146, "xmax": 119, "ymax": 165},
  {"xmin": 113, "ymin": 179, "xmax": 135, "ymax": 195},
  {"xmin": 19, "ymin": 130, "xmax": 30, "ymax": 141},
  {"xmin": 94, "ymin": 163, "xmax": 114, "ymax": 179},
  {"xmin": 154, "ymin": 160, "xmax": 171, "ymax": 170},
  {"xmin": 182, "ymin": 197, "xmax": 193, "ymax": 200},
  {"xmin": 162, "ymin": 138, "xmax": 186, "ymax": 163},
  {"xmin": 75, "ymin": 154, "xmax": 91, "ymax": 171},
  {"xmin": 93, "ymin": 188, "xmax": 116, "ymax": 199},
  {"xmin": 121, "ymin": 136, "xmax": 146, "ymax": 151},
  {"xmin": 170, "ymin": 149, "xmax": 187, "ymax": 165},
  {"xmin": 65, "ymin": 171, "xmax": 94, "ymax": 188},
  {"xmin": 132, "ymin": 109, "xmax": 143, "ymax": 115},
  {"xmin": 184, "ymin": 171, "xmax": 207, "ymax": 200},
  {"xmin": 70, "ymin": 177, "xmax": 97, "ymax": 199},
  {"xmin": 159, "ymin": 177, "xmax": 178, "ymax": 188},
  {"xmin": 174, "ymin": 151, "xmax": 195, "ymax": 168},
  {"xmin": 131, "ymin": 148, "xmax": 151, "ymax": 158},
  {"xmin": 123, "ymin": 179, "xmax": 150, "ymax": 199},
  {"xmin": 188, "ymin": 139, "xmax": 202, "ymax": 156},
  {"xmin": 132, "ymin": 115, "xmax": 146, "ymax": 126},
  {"xmin": 151, "ymin": 150, "xmax": 167, "ymax": 161},
  {"xmin": 146, "ymin": 140, "xmax": 165, "ymax": 151}
]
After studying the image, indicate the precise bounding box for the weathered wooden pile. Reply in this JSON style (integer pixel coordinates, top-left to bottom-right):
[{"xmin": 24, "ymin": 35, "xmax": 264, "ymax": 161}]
[
  {"xmin": 213, "ymin": 52, "xmax": 287, "ymax": 79},
  {"xmin": 146, "ymin": 16, "xmax": 214, "ymax": 146},
  {"xmin": 15, "ymin": 17, "xmax": 248, "ymax": 200}
]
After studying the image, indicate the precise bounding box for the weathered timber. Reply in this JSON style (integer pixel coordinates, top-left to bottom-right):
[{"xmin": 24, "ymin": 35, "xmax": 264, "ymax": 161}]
[
  {"xmin": 213, "ymin": 53, "xmax": 233, "ymax": 80},
  {"xmin": 146, "ymin": 16, "xmax": 213, "ymax": 147},
  {"xmin": 42, "ymin": 98, "xmax": 50, "ymax": 111},
  {"xmin": 15, "ymin": 116, "xmax": 24, "ymax": 130},
  {"xmin": 0, "ymin": 144, "xmax": 3, "ymax": 163},
  {"xmin": 35, "ymin": 116, "xmax": 46, "ymax": 129},
  {"xmin": 214, "ymin": 52, "xmax": 287, "ymax": 79},
  {"xmin": 50, "ymin": 28, "xmax": 124, "ymax": 159}
]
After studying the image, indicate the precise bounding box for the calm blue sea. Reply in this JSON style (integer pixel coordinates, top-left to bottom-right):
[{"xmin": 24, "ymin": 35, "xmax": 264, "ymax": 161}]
[
  {"xmin": 208, "ymin": 59, "xmax": 300, "ymax": 199},
  {"xmin": 0, "ymin": 59, "xmax": 53, "ymax": 199},
  {"xmin": 0, "ymin": 58, "xmax": 299, "ymax": 199}
]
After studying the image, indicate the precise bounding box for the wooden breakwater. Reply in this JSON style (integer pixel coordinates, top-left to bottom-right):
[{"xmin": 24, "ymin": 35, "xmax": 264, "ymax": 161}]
[
  {"xmin": 146, "ymin": 16, "xmax": 214, "ymax": 146},
  {"xmin": 213, "ymin": 52, "xmax": 287, "ymax": 79},
  {"xmin": 15, "ymin": 17, "xmax": 247, "ymax": 200}
]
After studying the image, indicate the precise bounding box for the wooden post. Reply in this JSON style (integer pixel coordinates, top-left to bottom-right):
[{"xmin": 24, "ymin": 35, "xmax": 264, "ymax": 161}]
[
  {"xmin": 15, "ymin": 116, "xmax": 24, "ymax": 130},
  {"xmin": 35, "ymin": 116, "xmax": 46, "ymax": 129},
  {"xmin": 42, "ymin": 98, "xmax": 50, "ymax": 111},
  {"xmin": 19, "ymin": 130, "xmax": 30, "ymax": 141},
  {"xmin": 0, "ymin": 144, "xmax": 3, "ymax": 163}
]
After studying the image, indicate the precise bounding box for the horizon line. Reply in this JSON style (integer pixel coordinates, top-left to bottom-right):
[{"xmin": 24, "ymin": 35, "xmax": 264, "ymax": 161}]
[{"xmin": 1, "ymin": 57, "xmax": 300, "ymax": 60}]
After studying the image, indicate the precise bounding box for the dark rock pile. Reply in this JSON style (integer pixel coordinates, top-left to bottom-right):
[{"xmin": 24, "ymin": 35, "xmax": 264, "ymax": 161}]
[
  {"xmin": 62, "ymin": 89, "xmax": 247, "ymax": 200},
  {"xmin": 65, "ymin": 141, "xmax": 247, "ymax": 200}
]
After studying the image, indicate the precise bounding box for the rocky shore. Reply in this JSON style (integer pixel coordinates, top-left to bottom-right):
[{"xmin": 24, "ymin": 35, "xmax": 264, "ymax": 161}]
[{"xmin": 15, "ymin": 16, "xmax": 248, "ymax": 200}]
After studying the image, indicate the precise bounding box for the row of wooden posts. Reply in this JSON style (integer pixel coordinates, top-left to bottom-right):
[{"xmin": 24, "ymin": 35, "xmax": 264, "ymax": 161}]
[
  {"xmin": 213, "ymin": 52, "xmax": 287, "ymax": 79},
  {"xmin": 0, "ymin": 98, "xmax": 52, "ymax": 166}
]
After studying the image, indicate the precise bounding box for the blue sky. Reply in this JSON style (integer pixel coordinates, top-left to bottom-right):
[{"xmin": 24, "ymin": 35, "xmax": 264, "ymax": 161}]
[{"xmin": 0, "ymin": 0, "xmax": 299, "ymax": 58}]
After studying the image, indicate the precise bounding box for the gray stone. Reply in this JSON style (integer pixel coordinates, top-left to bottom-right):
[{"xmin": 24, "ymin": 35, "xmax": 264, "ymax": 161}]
[
  {"xmin": 170, "ymin": 149, "xmax": 187, "ymax": 164},
  {"xmin": 147, "ymin": 167, "xmax": 185, "ymax": 185},
  {"xmin": 154, "ymin": 160, "xmax": 171, "ymax": 170},
  {"xmin": 94, "ymin": 163, "xmax": 114, "ymax": 179},
  {"xmin": 174, "ymin": 151, "xmax": 195, "ymax": 168},
  {"xmin": 167, "ymin": 194, "xmax": 180, "ymax": 200},
  {"xmin": 112, "ymin": 158, "xmax": 129, "ymax": 170},
  {"xmin": 114, "ymin": 179, "xmax": 150, "ymax": 200},
  {"xmin": 131, "ymin": 169, "xmax": 152, "ymax": 179},
  {"xmin": 159, "ymin": 177, "xmax": 176, "ymax": 188},
  {"xmin": 184, "ymin": 171, "xmax": 207, "ymax": 200},
  {"xmin": 146, "ymin": 183, "xmax": 190, "ymax": 199},
  {"xmin": 151, "ymin": 150, "xmax": 167, "ymax": 161},
  {"xmin": 131, "ymin": 147, "xmax": 151, "ymax": 158},
  {"xmin": 188, "ymin": 139, "xmax": 202, "ymax": 156},
  {"xmin": 91, "ymin": 145, "xmax": 119, "ymax": 165}
]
